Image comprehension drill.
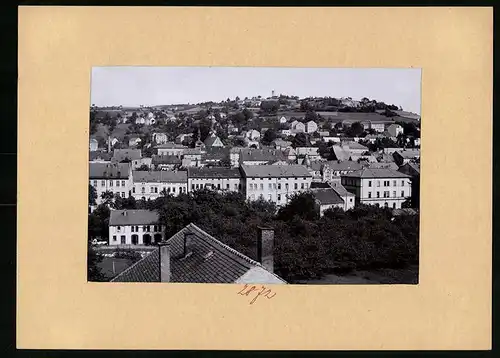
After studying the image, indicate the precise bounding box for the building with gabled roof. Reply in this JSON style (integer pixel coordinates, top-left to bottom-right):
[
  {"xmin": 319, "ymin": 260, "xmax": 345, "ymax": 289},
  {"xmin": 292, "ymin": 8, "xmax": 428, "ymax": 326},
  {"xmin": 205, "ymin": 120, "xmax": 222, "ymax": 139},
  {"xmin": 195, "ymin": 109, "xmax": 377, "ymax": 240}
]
[
  {"xmin": 341, "ymin": 168, "xmax": 412, "ymax": 209},
  {"xmin": 311, "ymin": 188, "xmax": 345, "ymax": 216},
  {"xmin": 110, "ymin": 224, "xmax": 287, "ymax": 284},
  {"xmin": 113, "ymin": 149, "xmax": 142, "ymax": 163},
  {"xmin": 108, "ymin": 209, "xmax": 164, "ymax": 246},
  {"xmin": 89, "ymin": 162, "xmax": 133, "ymax": 205}
]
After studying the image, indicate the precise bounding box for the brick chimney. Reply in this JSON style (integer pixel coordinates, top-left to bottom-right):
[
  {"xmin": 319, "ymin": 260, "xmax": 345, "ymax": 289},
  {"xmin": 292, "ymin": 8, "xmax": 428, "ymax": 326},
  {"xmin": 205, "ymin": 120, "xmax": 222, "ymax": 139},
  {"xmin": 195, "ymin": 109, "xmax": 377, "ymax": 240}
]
[
  {"xmin": 184, "ymin": 231, "xmax": 195, "ymax": 257},
  {"xmin": 257, "ymin": 226, "xmax": 274, "ymax": 273},
  {"xmin": 158, "ymin": 241, "xmax": 171, "ymax": 282}
]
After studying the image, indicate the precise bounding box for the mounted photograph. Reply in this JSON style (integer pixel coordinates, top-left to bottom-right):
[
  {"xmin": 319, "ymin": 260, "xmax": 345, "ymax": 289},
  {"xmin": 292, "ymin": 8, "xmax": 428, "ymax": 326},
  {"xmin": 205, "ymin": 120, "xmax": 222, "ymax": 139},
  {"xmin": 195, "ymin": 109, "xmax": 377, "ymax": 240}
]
[{"xmin": 87, "ymin": 66, "xmax": 421, "ymax": 285}]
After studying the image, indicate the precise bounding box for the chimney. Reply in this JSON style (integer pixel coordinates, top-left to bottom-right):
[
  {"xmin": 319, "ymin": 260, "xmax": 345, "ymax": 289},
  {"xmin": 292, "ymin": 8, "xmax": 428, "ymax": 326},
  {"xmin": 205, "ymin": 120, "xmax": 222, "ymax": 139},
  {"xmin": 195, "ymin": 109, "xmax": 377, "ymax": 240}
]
[
  {"xmin": 158, "ymin": 241, "xmax": 171, "ymax": 282},
  {"xmin": 257, "ymin": 226, "xmax": 274, "ymax": 273},
  {"xmin": 183, "ymin": 231, "xmax": 195, "ymax": 257}
]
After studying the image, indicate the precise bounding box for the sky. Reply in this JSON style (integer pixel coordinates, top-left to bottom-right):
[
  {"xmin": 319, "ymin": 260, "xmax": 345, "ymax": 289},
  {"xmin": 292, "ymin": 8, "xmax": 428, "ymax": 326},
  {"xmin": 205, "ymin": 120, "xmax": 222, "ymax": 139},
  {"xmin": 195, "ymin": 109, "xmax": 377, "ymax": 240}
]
[{"xmin": 91, "ymin": 67, "xmax": 421, "ymax": 114}]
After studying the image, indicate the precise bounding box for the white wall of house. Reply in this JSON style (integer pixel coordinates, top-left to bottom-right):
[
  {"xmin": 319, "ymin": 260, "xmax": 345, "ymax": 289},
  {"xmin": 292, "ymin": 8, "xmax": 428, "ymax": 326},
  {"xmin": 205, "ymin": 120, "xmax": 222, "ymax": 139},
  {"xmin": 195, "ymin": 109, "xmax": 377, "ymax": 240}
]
[
  {"xmin": 317, "ymin": 202, "xmax": 344, "ymax": 217},
  {"xmin": 157, "ymin": 148, "xmax": 186, "ymax": 156},
  {"xmin": 188, "ymin": 177, "xmax": 241, "ymax": 193},
  {"xmin": 131, "ymin": 181, "xmax": 188, "ymax": 200},
  {"xmin": 370, "ymin": 123, "xmax": 385, "ymax": 133},
  {"xmin": 109, "ymin": 224, "xmax": 165, "ymax": 246},
  {"xmin": 243, "ymin": 176, "xmax": 312, "ymax": 207},
  {"xmin": 341, "ymin": 176, "xmax": 412, "ymax": 209},
  {"xmin": 90, "ymin": 177, "xmax": 133, "ymax": 205}
]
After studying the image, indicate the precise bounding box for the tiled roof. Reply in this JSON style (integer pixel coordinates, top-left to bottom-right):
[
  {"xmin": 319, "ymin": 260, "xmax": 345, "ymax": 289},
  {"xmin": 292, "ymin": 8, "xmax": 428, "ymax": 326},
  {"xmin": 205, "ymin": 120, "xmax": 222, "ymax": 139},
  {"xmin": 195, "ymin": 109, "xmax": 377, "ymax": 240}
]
[
  {"xmin": 331, "ymin": 146, "xmax": 351, "ymax": 161},
  {"xmin": 89, "ymin": 162, "xmax": 130, "ymax": 179},
  {"xmin": 398, "ymin": 162, "xmax": 420, "ymax": 176},
  {"xmin": 188, "ymin": 167, "xmax": 241, "ymax": 179},
  {"xmin": 311, "ymin": 188, "xmax": 345, "ymax": 205},
  {"xmin": 392, "ymin": 208, "xmax": 419, "ymax": 216},
  {"xmin": 109, "ymin": 209, "xmax": 160, "ymax": 226},
  {"xmin": 240, "ymin": 148, "xmax": 286, "ymax": 162},
  {"xmin": 241, "ymin": 164, "xmax": 312, "ymax": 178},
  {"xmin": 342, "ymin": 168, "xmax": 412, "ymax": 179},
  {"xmin": 329, "ymin": 182, "xmax": 355, "ymax": 197},
  {"xmin": 111, "ymin": 223, "xmax": 287, "ymax": 284},
  {"xmin": 132, "ymin": 170, "xmax": 187, "ymax": 183},
  {"xmin": 324, "ymin": 160, "xmax": 363, "ymax": 171},
  {"xmin": 152, "ymin": 155, "xmax": 182, "ymax": 165},
  {"xmin": 368, "ymin": 162, "xmax": 399, "ymax": 170},
  {"xmin": 89, "ymin": 151, "xmax": 112, "ymax": 161},
  {"xmin": 202, "ymin": 147, "xmax": 230, "ymax": 161},
  {"xmin": 113, "ymin": 149, "xmax": 142, "ymax": 162},
  {"xmin": 343, "ymin": 141, "xmax": 368, "ymax": 150},
  {"xmin": 394, "ymin": 149, "xmax": 420, "ymax": 159},
  {"xmin": 156, "ymin": 142, "xmax": 188, "ymax": 149}
]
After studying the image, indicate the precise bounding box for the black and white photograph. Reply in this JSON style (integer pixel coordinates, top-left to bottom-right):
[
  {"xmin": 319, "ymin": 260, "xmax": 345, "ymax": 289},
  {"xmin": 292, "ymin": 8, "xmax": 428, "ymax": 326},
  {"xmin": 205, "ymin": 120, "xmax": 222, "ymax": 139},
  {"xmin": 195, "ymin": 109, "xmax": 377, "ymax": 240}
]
[{"xmin": 87, "ymin": 67, "xmax": 421, "ymax": 285}]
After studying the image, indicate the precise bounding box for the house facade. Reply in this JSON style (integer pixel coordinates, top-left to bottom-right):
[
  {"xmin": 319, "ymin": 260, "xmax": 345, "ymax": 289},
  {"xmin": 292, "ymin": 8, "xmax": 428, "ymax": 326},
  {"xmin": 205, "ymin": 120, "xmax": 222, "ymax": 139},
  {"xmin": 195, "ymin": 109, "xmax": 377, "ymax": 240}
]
[
  {"xmin": 108, "ymin": 209, "xmax": 165, "ymax": 246},
  {"xmin": 188, "ymin": 167, "xmax": 242, "ymax": 192},
  {"xmin": 89, "ymin": 162, "xmax": 133, "ymax": 205},
  {"xmin": 305, "ymin": 121, "xmax": 318, "ymax": 133},
  {"xmin": 341, "ymin": 168, "xmax": 412, "ymax": 209},
  {"xmin": 157, "ymin": 142, "xmax": 189, "ymax": 157},
  {"xmin": 387, "ymin": 124, "xmax": 403, "ymax": 137},
  {"xmin": 89, "ymin": 138, "xmax": 98, "ymax": 152},
  {"xmin": 131, "ymin": 170, "xmax": 188, "ymax": 200},
  {"xmin": 240, "ymin": 164, "xmax": 312, "ymax": 207},
  {"xmin": 152, "ymin": 132, "xmax": 169, "ymax": 144}
]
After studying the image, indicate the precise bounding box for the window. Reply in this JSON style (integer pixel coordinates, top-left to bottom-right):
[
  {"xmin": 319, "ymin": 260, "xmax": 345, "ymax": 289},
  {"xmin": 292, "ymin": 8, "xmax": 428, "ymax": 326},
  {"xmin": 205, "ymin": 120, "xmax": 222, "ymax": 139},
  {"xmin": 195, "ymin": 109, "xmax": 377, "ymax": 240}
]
[
  {"xmin": 301, "ymin": 183, "xmax": 304, "ymax": 189},
  {"xmin": 116, "ymin": 180, "xmax": 120, "ymax": 187},
  {"xmin": 376, "ymin": 192, "xmax": 380, "ymax": 198},
  {"xmin": 101, "ymin": 180, "xmax": 105, "ymax": 186},
  {"xmin": 173, "ymin": 187, "xmax": 176, "ymax": 193},
  {"xmin": 154, "ymin": 187, "xmax": 158, "ymax": 193},
  {"xmin": 294, "ymin": 183, "xmax": 298, "ymax": 190},
  {"xmin": 368, "ymin": 192, "xmax": 371, "ymax": 198},
  {"xmin": 218, "ymin": 184, "xmax": 221, "ymax": 189},
  {"xmin": 277, "ymin": 194, "xmax": 281, "ymax": 201},
  {"xmin": 150, "ymin": 187, "xmax": 154, "ymax": 193},
  {"xmin": 350, "ymin": 198, "xmax": 353, "ymax": 202},
  {"xmin": 260, "ymin": 184, "xmax": 263, "ymax": 190},
  {"xmin": 305, "ymin": 183, "xmax": 308, "ymax": 189},
  {"xmin": 285, "ymin": 183, "xmax": 289, "ymax": 190},
  {"xmin": 376, "ymin": 181, "xmax": 380, "ymax": 187},
  {"xmin": 132, "ymin": 226, "xmax": 135, "ymax": 232},
  {"xmin": 113, "ymin": 235, "xmax": 117, "ymax": 241},
  {"xmin": 93, "ymin": 180, "xmax": 97, "ymax": 186},
  {"xmin": 141, "ymin": 187, "xmax": 145, "ymax": 194},
  {"xmin": 234, "ymin": 184, "xmax": 238, "ymax": 190},
  {"xmin": 191, "ymin": 184, "xmax": 195, "ymax": 190},
  {"xmin": 401, "ymin": 191, "xmax": 404, "ymax": 197},
  {"xmin": 110, "ymin": 181, "xmax": 113, "ymax": 187},
  {"xmin": 226, "ymin": 184, "xmax": 230, "ymax": 189},
  {"xmin": 393, "ymin": 203, "xmax": 396, "ymax": 209},
  {"xmin": 278, "ymin": 183, "xmax": 281, "ymax": 190},
  {"xmin": 135, "ymin": 226, "xmax": 139, "ymax": 232},
  {"xmin": 401, "ymin": 180, "xmax": 405, "ymax": 186},
  {"xmin": 121, "ymin": 192, "xmax": 125, "ymax": 197},
  {"xmin": 122, "ymin": 180, "xmax": 125, "ymax": 186},
  {"xmin": 273, "ymin": 183, "xmax": 276, "ymax": 189},
  {"xmin": 132, "ymin": 187, "xmax": 135, "ymax": 193},
  {"xmin": 268, "ymin": 178, "xmax": 271, "ymax": 180},
  {"xmin": 268, "ymin": 183, "xmax": 272, "ymax": 190},
  {"xmin": 393, "ymin": 180, "xmax": 397, "ymax": 186},
  {"xmin": 269, "ymin": 194, "xmax": 272, "ymax": 201},
  {"xmin": 393, "ymin": 191, "xmax": 396, "ymax": 197},
  {"xmin": 143, "ymin": 225, "xmax": 146, "ymax": 231},
  {"xmin": 368, "ymin": 181, "xmax": 372, "ymax": 187},
  {"xmin": 147, "ymin": 225, "xmax": 151, "ymax": 232},
  {"xmin": 121, "ymin": 236, "xmax": 126, "ymax": 244}
]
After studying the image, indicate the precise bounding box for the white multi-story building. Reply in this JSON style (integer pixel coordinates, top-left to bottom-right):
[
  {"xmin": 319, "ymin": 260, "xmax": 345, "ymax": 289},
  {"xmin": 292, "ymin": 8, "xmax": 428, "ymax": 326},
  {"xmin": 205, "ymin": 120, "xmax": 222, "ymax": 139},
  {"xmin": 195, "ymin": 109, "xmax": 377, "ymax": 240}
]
[
  {"xmin": 188, "ymin": 167, "xmax": 242, "ymax": 192},
  {"xmin": 131, "ymin": 170, "xmax": 188, "ymax": 200},
  {"xmin": 341, "ymin": 168, "xmax": 412, "ymax": 209},
  {"xmin": 89, "ymin": 162, "xmax": 133, "ymax": 205},
  {"xmin": 109, "ymin": 209, "xmax": 165, "ymax": 246},
  {"xmin": 240, "ymin": 164, "xmax": 312, "ymax": 207}
]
